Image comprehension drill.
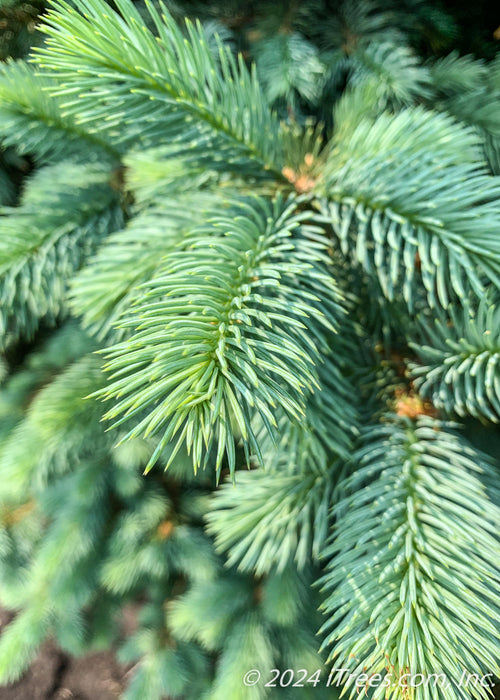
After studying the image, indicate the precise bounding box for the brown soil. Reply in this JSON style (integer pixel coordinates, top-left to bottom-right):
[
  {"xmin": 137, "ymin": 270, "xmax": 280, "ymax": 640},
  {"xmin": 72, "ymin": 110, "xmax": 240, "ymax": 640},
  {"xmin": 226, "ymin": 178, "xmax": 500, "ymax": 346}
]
[
  {"xmin": 0, "ymin": 607, "xmax": 132, "ymax": 700},
  {"xmin": 0, "ymin": 643, "xmax": 127, "ymax": 700}
]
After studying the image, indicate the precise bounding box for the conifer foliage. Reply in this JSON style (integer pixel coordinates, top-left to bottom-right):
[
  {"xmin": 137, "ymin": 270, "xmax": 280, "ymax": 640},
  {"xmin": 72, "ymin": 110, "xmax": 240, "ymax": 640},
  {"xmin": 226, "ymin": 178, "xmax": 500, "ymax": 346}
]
[{"xmin": 0, "ymin": 1, "xmax": 499, "ymax": 698}]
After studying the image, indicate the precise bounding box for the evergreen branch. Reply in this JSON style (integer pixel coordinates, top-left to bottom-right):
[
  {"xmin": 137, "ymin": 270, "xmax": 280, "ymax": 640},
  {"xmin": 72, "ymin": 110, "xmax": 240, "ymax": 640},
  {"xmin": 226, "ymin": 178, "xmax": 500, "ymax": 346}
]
[
  {"xmin": 428, "ymin": 52, "xmax": 500, "ymax": 175},
  {"xmin": 0, "ymin": 61, "xmax": 120, "ymax": 162},
  {"xmin": 70, "ymin": 193, "xmax": 221, "ymax": 341},
  {"xmin": 319, "ymin": 4, "xmax": 430, "ymax": 113},
  {"xmin": 319, "ymin": 415, "xmax": 500, "ymax": 700},
  {"xmin": 253, "ymin": 32, "xmax": 325, "ymax": 110},
  {"xmin": 409, "ymin": 297, "xmax": 500, "ymax": 423},
  {"xmin": 428, "ymin": 52, "xmax": 488, "ymax": 96},
  {"xmin": 0, "ymin": 457, "xmax": 109, "ymax": 683},
  {"xmin": 489, "ymin": 54, "xmax": 500, "ymax": 92},
  {"xmin": 96, "ymin": 195, "xmax": 343, "ymax": 477},
  {"xmin": 206, "ymin": 350, "xmax": 358, "ymax": 575},
  {"xmin": 206, "ymin": 468, "xmax": 336, "ymax": 577},
  {"xmin": 0, "ymin": 324, "xmax": 95, "ymax": 454},
  {"xmin": 323, "ymin": 0, "xmax": 406, "ymax": 51},
  {"xmin": 100, "ymin": 485, "xmax": 217, "ymax": 595},
  {"xmin": 0, "ymin": 161, "xmax": 123, "ymax": 343},
  {"xmin": 330, "ymin": 101, "xmax": 482, "ymax": 167},
  {"xmin": 0, "ymin": 354, "xmax": 108, "ymax": 498},
  {"xmin": 168, "ymin": 567, "xmax": 326, "ymax": 700},
  {"xmin": 0, "ymin": 606, "xmax": 51, "ymax": 683},
  {"xmin": 122, "ymin": 146, "xmax": 224, "ymax": 206},
  {"xmin": 318, "ymin": 107, "xmax": 500, "ymax": 310},
  {"xmin": 439, "ymin": 92, "xmax": 500, "ymax": 175},
  {"xmin": 347, "ymin": 41, "xmax": 431, "ymax": 106},
  {"xmin": 34, "ymin": 0, "xmax": 285, "ymax": 177},
  {"xmin": 119, "ymin": 625, "xmax": 209, "ymax": 700}
]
